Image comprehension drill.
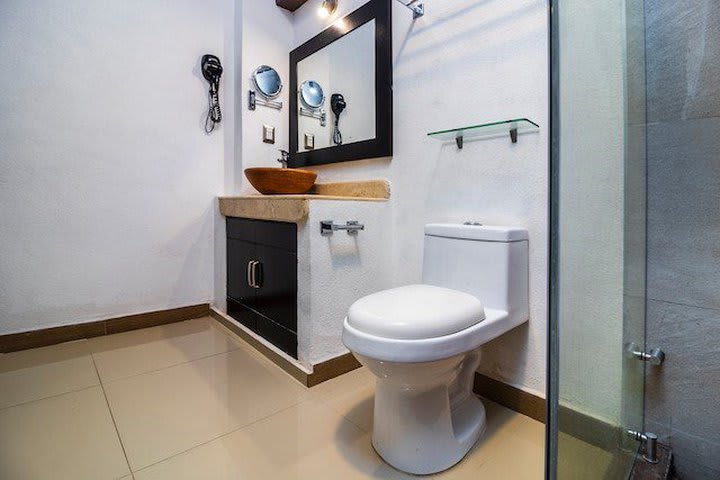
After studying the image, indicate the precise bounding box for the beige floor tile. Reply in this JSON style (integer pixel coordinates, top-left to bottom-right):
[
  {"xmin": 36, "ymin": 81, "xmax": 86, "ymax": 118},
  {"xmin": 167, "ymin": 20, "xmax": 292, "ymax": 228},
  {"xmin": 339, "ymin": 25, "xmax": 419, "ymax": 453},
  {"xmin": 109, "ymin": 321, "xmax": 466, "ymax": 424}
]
[
  {"xmin": 556, "ymin": 432, "xmax": 618, "ymax": 479},
  {"xmin": 89, "ymin": 317, "xmax": 239, "ymax": 382},
  {"xmin": 0, "ymin": 340, "xmax": 99, "ymax": 409},
  {"xmin": 482, "ymin": 398, "xmax": 546, "ymax": 448},
  {"xmin": 309, "ymin": 367, "xmax": 376, "ymax": 432},
  {"xmin": 104, "ymin": 348, "xmax": 309, "ymax": 471},
  {"xmin": 134, "ymin": 399, "xmax": 414, "ymax": 480},
  {"xmin": 0, "ymin": 386, "xmax": 130, "ymax": 480}
]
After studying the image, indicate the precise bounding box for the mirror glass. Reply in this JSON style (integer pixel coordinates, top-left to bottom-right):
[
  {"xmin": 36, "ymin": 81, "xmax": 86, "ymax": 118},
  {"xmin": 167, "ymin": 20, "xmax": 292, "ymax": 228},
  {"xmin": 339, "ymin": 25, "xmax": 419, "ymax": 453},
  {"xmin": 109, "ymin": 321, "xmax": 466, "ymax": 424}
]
[
  {"xmin": 300, "ymin": 80, "xmax": 325, "ymax": 110},
  {"xmin": 296, "ymin": 19, "xmax": 376, "ymax": 152},
  {"xmin": 253, "ymin": 65, "xmax": 282, "ymax": 99}
]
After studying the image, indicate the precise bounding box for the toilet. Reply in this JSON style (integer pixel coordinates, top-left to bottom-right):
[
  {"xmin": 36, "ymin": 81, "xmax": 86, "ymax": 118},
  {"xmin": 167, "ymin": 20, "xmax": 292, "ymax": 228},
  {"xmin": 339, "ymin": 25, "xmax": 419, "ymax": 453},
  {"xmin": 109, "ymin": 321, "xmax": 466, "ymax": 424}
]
[{"xmin": 342, "ymin": 223, "xmax": 529, "ymax": 475}]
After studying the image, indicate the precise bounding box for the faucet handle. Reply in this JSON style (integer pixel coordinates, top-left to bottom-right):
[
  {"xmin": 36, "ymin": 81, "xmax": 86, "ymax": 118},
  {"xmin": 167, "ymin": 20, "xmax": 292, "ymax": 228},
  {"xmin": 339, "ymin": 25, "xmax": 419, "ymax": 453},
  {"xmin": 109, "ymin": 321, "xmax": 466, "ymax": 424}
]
[{"xmin": 277, "ymin": 149, "xmax": 289, "ymax": 168}]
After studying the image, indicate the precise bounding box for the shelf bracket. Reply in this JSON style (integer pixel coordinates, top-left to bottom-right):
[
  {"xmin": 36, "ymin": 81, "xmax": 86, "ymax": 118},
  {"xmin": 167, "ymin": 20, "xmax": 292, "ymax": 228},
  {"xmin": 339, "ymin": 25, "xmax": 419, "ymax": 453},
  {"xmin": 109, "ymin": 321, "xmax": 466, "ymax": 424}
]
[
  {"xmin": 396, "ymin": 0, "xmax": 424, "ymax": 19},
  {"xmin": 455, "ymin": 135, "xmax": 463, "ymax": 149},
  {"xmin": 510, "ymin": 128, "xmax": 518, "ymax": 143}
]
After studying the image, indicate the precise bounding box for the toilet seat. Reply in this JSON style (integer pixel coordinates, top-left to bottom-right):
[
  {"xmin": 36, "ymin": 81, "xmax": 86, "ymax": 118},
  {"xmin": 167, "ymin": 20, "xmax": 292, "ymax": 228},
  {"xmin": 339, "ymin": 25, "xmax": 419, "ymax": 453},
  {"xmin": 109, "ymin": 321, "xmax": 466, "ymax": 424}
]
[
  {"xmin": 343, "ymin": 306, "xmax": 515, "ymax": 363},
  {"xmin": 346, "ymin": 284, "xmax": 485, "ymax": 340}
]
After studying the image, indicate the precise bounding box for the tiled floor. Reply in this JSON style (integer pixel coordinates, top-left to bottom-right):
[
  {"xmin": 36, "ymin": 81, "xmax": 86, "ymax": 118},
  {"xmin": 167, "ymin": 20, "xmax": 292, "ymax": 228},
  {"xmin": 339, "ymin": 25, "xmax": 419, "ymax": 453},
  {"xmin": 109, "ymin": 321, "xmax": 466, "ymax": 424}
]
[{"xmin": 0, "ymin": 317, "xmax": 545, "ymax": 479}]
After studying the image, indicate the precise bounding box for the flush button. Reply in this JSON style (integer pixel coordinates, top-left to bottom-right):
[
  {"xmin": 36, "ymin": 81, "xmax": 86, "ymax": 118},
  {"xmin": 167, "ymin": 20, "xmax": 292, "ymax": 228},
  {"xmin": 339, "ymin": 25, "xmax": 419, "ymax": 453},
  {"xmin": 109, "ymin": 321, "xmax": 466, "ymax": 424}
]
[{"xmin": 463, "ymin": 221, "xmax": 483, "ymax": 226}]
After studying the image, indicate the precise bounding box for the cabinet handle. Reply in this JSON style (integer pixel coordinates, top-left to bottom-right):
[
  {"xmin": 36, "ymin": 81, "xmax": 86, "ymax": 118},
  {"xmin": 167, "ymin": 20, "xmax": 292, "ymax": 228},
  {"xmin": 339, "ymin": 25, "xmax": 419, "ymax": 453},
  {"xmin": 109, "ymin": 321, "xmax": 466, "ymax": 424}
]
[
  {"xmin": 247, "ymin": 261, "xmax": 255, "ymax": 288},
  {"xmin": 253, "ymin": 261, "xmax": 263, "ymax": 289}
]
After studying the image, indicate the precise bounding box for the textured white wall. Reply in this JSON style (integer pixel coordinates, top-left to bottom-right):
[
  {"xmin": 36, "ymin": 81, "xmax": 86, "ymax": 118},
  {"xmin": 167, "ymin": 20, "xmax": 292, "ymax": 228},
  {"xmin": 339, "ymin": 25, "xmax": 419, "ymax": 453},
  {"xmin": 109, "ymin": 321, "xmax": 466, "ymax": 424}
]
[
  {"xmin": 0, "ymin": 0, "xmax": 234, "ymax": 333},
  {"xmin": 301, "ymin": 200, "xmax": 392, "ymax": 366},
  {"xmin": 289, "ymin": 0, "xmax": 549, "ymax": 395}
]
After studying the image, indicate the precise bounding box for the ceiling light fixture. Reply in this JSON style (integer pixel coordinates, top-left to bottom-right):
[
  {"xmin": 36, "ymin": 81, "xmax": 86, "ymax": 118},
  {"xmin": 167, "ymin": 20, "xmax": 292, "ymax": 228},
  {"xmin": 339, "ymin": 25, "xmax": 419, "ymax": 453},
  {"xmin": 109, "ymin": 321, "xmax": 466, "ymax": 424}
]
[{"xmin": 318, "ymin": 0, "xmax": 338, "ymax": 18}]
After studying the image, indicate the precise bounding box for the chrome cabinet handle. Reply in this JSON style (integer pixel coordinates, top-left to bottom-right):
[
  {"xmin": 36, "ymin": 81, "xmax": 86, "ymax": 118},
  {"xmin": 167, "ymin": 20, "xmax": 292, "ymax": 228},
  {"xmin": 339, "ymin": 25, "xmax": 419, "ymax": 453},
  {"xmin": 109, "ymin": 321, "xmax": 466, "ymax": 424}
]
[
  {"xmin": 252, "ymin": 261, "xmax": 262, "ymax": 289},
  {"xmin": 247, "ymin": 261, "xmax": 254, "ymax": 287}
]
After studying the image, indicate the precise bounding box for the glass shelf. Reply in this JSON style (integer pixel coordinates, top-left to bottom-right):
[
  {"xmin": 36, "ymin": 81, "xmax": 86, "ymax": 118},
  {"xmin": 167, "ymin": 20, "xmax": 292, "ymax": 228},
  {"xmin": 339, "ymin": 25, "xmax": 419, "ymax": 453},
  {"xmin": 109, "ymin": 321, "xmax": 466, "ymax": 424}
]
[{"xmin": 427, "ymin": 118, "xmax": 540, "ymax": 148}]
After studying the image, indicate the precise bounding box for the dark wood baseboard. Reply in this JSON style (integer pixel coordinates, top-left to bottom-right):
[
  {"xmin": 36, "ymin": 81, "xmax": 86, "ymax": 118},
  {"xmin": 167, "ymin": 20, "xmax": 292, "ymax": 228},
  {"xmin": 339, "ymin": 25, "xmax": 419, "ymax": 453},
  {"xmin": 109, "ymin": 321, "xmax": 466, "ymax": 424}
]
[
  {"xmin": 472, "ymin": 372, "xmax": 636, "ymax": 457},
  {"xmin": 210, "ymin": 307, "xmax": 360, "ymax": 387},
  {"xmin": 473, "ymin": 372, "xmax": 547, "ymax": 423},
  {"xmin": 0, "ymin": 304, "xmax": 210, "ymax": 353},
  {"xmin": 308, "ymin": 352, "xmax": 362, "ymax": 387}
]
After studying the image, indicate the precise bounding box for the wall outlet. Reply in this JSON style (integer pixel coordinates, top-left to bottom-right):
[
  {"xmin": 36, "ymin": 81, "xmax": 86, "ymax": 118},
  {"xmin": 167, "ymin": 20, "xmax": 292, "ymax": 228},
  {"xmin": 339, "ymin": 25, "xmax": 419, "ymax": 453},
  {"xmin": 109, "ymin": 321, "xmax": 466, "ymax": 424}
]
[
  {"xmin": 263, "ymin": 125, "xmax": 275, "ymax": 144},
  {"xmin": 304, "ymin": 133, "xmax": 315, "ymax": 150}
]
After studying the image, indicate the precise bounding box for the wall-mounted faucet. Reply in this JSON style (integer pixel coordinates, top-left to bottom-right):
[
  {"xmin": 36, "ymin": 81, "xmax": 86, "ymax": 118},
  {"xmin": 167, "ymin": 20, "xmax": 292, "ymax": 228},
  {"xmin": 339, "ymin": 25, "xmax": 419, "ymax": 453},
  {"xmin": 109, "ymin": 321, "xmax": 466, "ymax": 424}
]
[{"xmin": 277, "ymin": 149, "xmax": 289, "ymax": 168}]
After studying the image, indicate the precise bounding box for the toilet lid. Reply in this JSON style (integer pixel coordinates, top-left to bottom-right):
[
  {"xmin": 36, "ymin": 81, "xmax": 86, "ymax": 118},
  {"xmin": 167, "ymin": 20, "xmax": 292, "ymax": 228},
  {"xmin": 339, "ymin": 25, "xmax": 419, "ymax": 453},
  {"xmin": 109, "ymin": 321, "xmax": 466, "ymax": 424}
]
[{"xmin": 347, "ymin": 285, "xmax": 485, "ymax": 340}]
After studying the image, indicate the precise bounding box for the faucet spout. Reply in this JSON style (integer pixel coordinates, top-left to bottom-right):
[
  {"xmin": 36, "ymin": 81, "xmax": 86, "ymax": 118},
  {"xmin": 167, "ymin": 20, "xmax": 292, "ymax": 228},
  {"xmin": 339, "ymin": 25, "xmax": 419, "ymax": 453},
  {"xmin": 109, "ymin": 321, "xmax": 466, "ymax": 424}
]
[{"xmin": 277, "ymin": 149, "xmax": 290, "ymax": 168}]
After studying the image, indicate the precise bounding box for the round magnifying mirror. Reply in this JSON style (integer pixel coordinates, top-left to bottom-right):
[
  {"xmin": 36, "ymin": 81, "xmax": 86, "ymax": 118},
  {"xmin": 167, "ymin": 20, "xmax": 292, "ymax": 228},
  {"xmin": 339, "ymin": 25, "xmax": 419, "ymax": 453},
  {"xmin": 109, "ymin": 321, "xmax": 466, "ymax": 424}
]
[
  {"xmin": 300, "ymin": 80, "xmax": 325, "ymax": 110},
  {"xmin": 252, "ymin": 65, "xmax": 282, "ymax": 99}
]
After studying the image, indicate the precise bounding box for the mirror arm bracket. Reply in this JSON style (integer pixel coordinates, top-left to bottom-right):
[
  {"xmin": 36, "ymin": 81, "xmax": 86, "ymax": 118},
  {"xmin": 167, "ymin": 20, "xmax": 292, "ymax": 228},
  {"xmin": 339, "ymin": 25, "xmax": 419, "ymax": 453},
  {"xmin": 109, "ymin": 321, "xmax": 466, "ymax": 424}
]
[
  {"xmin": 299, "ymin": 107, "xmax": 327, "ymax": 127},
  {"xmin": 248, "ymin": 90, "xmax": 283, "ymax": 111}
]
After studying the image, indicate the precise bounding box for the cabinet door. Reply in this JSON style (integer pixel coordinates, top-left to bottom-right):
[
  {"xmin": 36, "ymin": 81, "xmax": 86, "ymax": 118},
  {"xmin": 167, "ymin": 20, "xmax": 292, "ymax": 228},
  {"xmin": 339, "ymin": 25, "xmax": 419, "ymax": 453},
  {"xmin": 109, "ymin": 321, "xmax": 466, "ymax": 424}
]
[
  {"xmin": 254, "ymin": 245, "xmax": 297, "ymax": 332},
  {"xmin": 256, "ymin": 316, "xmax": 297, "ymax": 358},
  {"xmin": 226, "ymin": 238, "xmax": 257, "ymax": 308},
  {"xmin": 227, "ymin": 297, "xmax": 260, "ymax": 333}
]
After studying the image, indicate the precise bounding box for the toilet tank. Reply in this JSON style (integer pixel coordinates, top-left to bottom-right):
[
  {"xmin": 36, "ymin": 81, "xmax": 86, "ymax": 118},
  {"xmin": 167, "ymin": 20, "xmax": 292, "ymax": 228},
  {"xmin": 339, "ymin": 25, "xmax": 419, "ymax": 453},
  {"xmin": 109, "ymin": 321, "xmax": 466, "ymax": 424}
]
[{"xmin": 422, "ymin": 224, "xmax": 529, "ymax": 318}]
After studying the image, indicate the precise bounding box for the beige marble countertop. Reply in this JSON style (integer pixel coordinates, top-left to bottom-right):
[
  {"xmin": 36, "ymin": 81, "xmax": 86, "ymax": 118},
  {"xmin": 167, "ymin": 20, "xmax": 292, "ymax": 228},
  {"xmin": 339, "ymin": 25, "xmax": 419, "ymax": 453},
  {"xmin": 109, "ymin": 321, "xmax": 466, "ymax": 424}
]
[{"xmin": 219, "ymin": 180, "xmax": 390, "ymax": 223}]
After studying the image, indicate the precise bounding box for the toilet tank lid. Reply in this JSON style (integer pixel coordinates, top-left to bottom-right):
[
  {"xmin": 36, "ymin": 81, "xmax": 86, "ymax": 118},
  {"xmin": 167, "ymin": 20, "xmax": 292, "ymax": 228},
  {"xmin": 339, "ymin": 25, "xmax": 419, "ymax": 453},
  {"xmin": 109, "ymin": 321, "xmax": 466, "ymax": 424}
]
[
  {"xmin": 347, "ymin": 285, "xmax": 485, "ymax": 340},
  {"xmin": 425, "ymin": 223, "xmax": 528, "ymax": 242}
]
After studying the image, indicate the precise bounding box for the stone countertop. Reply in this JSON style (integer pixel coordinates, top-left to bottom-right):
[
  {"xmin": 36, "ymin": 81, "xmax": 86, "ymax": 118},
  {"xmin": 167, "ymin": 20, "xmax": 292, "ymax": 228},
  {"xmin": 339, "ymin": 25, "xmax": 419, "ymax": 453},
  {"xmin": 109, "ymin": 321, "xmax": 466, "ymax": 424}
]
[{"xmin": 219, "ymin": 179, "xmax": 390, "ymax": 223}]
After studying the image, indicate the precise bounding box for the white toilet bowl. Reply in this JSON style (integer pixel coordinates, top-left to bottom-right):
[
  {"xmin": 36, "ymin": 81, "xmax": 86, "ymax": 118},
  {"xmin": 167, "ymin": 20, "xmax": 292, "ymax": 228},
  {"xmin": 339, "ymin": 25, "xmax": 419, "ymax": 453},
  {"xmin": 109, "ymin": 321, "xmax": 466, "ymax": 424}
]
[{"xmin": 342, "ymin": 224, "xmax": 529, "ymax": 475}]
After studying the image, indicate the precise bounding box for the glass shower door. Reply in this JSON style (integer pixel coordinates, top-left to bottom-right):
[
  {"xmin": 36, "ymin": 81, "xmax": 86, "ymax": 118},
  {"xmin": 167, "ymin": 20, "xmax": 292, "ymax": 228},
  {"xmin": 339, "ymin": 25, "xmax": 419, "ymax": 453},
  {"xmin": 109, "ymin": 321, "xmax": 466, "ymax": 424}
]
[{"xmin": 548, "ymin": 0, "xmax": 648, "ymax": 478}]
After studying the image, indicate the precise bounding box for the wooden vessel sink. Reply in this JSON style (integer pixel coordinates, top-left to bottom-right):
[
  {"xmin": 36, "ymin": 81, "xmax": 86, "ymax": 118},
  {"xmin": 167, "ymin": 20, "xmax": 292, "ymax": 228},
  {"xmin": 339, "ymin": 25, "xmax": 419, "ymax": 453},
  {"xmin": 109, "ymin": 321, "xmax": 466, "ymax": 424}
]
[{"xmin": 244, "ymin": 167, "xmax": 318, "ymax": 195}]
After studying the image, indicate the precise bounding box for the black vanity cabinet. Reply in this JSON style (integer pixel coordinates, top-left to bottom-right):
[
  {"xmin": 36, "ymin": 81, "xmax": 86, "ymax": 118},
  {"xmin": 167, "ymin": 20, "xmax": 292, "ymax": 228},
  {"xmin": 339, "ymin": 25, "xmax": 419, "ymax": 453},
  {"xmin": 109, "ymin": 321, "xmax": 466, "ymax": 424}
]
[{"xmin": 226, "ymin": 218, "xmax": 298, "ymax": 358}]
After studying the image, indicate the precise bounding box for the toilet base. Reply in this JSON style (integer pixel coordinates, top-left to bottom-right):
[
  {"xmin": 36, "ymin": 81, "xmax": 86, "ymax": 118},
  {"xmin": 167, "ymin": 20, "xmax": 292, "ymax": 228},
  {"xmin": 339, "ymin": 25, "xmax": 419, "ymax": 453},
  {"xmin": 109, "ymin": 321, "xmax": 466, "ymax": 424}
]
[
  {"xmin": 359, "ymin": 351, "xmax": 486, "ymax": 475},
  {"xmin": 373, "ymin": 394, "xmax": 486, "ymax": 475}
]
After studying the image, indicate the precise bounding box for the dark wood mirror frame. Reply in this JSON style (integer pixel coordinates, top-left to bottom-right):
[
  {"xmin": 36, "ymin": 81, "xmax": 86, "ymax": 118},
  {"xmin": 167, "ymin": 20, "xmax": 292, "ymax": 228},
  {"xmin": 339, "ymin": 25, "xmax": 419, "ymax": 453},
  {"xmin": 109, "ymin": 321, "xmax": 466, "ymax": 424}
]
[{"xmin": 288, "ymin": 0, "xmax": 392, "ymax": 168}]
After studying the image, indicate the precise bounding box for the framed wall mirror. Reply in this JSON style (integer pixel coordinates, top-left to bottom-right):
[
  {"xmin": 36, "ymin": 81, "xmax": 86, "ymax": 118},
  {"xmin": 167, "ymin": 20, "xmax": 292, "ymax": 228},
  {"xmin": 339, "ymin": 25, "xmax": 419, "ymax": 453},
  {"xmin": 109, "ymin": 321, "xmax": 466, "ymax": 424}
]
[{"xmin": 288, "ymin": 0, "xmax": 392, "ymax": 168}]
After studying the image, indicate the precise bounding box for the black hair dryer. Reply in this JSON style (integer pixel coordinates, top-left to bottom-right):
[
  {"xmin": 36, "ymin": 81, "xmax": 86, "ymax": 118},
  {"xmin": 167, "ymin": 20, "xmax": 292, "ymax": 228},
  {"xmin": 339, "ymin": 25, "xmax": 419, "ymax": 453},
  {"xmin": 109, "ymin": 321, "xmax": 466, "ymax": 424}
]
[
  {"xmin": 201, "ymin": 54, "xmax": 223, "ymax": 133},
  {"xmin": 331, "ymin": 93, "xmax": 346, "ymax": 145}
]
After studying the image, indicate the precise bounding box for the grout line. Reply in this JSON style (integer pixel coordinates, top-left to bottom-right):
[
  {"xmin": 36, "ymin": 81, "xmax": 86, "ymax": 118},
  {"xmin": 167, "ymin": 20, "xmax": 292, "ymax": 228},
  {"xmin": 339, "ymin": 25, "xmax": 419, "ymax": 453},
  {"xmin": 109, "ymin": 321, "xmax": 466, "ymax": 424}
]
[
  {"xmin": 646, "ymin": 296, "xmax": 720, "ymax": 313},
  {"xmin": 90, "ymin": 351, "xmax": 134, "ymax": 477},
  {"xmin": 312, "ymin": 390, "xmax": 374, "ymax": 434},
  {"xmin": 0, "ymin": 383, "xmax": 101, "ymax": 412},
  {"xmin": 97, "ymin": 343, "xmax": 242, "ymax": 386},
  {"xmin": 91, "ymin": 320, "xmax": 242, "ymax": 385},
  {"xmin": 132, "ymin": 398, "xmax": 313, "ymax": 474}
]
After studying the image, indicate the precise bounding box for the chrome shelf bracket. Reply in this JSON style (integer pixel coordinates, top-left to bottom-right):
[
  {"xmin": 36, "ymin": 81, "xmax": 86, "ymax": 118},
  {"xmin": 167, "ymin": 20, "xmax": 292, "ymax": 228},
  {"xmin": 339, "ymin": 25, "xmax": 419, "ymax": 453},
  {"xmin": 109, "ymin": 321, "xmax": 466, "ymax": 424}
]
[{"xmin": 396, "ymin": 0, "xmax": 424, "ymax": 19}]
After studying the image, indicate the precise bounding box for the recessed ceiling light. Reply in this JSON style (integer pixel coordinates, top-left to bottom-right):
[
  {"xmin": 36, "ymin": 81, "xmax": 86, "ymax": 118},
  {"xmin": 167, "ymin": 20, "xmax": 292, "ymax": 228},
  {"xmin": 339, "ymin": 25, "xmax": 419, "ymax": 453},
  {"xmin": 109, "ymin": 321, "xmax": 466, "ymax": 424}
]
[{"xmin": 318, "ymin": 0, "xmax": 338, "ymax": 18}]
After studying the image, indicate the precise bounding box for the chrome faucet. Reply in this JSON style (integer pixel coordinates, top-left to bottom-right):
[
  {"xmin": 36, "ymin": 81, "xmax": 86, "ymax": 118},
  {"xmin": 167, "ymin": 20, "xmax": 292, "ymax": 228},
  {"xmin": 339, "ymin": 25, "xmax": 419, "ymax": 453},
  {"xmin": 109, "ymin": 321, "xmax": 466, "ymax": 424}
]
[{"xmin": 277, "ymin": 149, "xmax": 289, "ymax": 168}]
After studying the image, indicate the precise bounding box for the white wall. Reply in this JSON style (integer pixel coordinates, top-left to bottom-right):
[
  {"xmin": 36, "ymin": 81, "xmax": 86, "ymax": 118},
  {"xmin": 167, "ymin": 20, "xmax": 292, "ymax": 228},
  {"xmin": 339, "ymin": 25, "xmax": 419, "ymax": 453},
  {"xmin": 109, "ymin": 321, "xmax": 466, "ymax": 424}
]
[
  {"xmin": 279, "ymin": 0, "xmax": 548, "ymax": 394},
  {"xmin": 0, "ymin": 0, "xmax": 234, "ymax": 333},
  {"xmin": 239, "ymin": 0, "xmax": 294, "ymax": 173}
]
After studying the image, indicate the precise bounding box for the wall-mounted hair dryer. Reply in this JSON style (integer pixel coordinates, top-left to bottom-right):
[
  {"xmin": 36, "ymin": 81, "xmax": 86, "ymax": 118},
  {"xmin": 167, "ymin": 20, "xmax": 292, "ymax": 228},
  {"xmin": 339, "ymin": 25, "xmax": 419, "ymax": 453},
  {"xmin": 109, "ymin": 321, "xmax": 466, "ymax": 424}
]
[
  {"xmin": 201, "ymin": 54, "xmax": 223, "ymax": 133},
  {"xmin": 331, "ymin": 93, "xmax": 346, "ymax": 145}
]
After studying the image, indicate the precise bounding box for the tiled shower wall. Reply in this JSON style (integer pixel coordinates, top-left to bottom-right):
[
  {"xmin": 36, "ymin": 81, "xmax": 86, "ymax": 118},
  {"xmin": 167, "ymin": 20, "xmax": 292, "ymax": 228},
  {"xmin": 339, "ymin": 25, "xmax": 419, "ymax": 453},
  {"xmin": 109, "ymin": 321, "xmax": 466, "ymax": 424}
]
[{"xmin": 644, "ymin": 1, "xmax": 720, "ymax": 478}]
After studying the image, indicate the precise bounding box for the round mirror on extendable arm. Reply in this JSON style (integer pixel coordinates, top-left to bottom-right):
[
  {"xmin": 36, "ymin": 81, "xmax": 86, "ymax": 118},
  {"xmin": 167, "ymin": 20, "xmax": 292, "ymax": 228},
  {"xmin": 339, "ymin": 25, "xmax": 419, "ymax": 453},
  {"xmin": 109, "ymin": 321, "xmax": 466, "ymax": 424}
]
[
  {"xmin": 299, "ymin": 80, "xmax": 325, "ymax": 110},
  {"xmin": 252, "ymin": 65, "xmax": 283, "ymax": 98}
]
